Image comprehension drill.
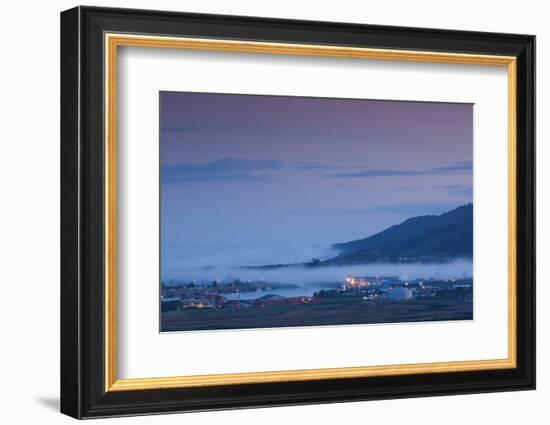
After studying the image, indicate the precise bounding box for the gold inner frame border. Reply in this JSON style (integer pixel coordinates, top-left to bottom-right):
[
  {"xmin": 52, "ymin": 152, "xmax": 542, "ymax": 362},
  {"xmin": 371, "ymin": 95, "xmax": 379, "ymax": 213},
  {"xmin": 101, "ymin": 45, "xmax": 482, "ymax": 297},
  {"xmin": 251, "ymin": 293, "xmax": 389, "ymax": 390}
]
[{"xmin": 104, "ymin": 33, "xmax": 517, "ymax": 392}]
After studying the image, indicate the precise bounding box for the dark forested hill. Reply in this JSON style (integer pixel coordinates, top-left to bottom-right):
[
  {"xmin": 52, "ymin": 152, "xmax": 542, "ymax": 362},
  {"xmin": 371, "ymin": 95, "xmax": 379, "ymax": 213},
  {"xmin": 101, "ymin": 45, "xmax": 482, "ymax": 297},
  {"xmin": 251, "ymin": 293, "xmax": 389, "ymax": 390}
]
[{"xmin": 328, "ymin": 204, "xmax": 473, "ymax": 264}]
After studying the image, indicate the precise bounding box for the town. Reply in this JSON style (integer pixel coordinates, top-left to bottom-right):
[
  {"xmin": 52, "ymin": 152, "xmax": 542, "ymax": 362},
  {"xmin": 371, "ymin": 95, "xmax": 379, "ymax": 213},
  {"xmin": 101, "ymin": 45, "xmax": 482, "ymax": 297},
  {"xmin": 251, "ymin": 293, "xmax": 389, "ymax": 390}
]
[{"xmin": 160, "ymin": 274, "xmax": 473, "ymax": 331}]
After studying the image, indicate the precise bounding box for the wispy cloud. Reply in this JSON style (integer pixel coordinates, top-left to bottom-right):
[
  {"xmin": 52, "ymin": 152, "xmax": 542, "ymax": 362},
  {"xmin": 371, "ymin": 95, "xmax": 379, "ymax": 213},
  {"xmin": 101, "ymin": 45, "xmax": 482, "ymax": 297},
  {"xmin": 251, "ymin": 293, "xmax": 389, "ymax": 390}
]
[
  {"xmin": 287, "ymin": 202, "xmax": 463, "ymax": 217},
  {"xmin": 436, "ymin": 184, "xmax": 473, "ymax": 198},
  {"xmin": 292, "ymin": 161, "xmax": 363, "ymax": 171},
  {"xmin": 162, "ymin": 158, "xmax": 283, "ymax": 183},
  {"xmin": 430, "ymin": 161, "xmax": 473, "ymax": 173},
  {"xmin": 161, "ymin": 127, "xmax": 197, "ymax": 133},
  {"xmin": 393, "ymin": 183, "xmax": 473, "ymax": 199},
  {"xmin": 327, "ymin": 161, "xmax": 472, "ymax": 179}
]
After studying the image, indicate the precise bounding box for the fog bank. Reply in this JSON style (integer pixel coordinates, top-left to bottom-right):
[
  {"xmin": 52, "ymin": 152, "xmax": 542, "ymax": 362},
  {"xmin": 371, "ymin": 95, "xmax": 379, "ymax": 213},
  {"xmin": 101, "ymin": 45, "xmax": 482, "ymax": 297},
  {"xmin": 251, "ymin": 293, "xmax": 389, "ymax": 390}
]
[{"xmin": 165, "ymin": 259, "xmax": 473, "ymax": 285}]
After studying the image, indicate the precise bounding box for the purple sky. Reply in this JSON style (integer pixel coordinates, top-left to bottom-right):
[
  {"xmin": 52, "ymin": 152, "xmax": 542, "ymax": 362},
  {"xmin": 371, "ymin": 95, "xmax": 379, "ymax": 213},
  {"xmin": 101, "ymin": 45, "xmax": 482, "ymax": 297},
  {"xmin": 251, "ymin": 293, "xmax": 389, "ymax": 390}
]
[{"xmin": 160, "ymin": 91, "xmax": 472, "ymax": 277}]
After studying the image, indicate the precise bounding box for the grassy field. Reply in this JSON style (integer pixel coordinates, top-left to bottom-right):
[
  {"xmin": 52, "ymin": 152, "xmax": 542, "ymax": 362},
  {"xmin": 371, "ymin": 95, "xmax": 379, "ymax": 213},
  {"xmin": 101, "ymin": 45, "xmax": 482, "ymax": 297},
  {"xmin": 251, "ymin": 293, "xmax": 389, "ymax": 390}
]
[{"xmin": 161, "ymin": 298, "xmax": 473, "ymax": 332}]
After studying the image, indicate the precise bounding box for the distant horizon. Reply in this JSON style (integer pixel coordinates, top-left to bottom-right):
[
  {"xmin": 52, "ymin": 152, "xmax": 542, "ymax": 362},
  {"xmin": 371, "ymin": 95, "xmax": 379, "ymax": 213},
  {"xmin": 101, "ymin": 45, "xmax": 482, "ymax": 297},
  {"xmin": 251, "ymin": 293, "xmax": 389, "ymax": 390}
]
[{"xmin": 161, "ymin": 92, "xmax": 473, "ymax": 280}]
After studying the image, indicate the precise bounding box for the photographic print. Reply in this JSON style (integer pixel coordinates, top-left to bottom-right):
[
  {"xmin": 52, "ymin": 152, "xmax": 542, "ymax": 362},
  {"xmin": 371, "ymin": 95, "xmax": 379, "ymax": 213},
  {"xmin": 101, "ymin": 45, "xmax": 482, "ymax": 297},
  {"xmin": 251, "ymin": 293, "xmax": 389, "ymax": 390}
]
[{"xmin": 160, "ymin": 92, "xmax": 473, "ymax": 332}]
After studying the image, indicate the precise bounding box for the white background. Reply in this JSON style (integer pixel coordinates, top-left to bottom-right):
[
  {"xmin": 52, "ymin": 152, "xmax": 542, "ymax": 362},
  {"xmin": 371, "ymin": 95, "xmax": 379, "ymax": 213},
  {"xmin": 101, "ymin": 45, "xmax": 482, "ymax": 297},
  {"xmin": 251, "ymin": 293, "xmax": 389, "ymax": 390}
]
[
  {"xmin": 118, "ymin": 47, "xmax": 508, "ymax": 379},
  {"xmin": 0, "ymin": 1, "xmax": 545, "ymax": 424}
]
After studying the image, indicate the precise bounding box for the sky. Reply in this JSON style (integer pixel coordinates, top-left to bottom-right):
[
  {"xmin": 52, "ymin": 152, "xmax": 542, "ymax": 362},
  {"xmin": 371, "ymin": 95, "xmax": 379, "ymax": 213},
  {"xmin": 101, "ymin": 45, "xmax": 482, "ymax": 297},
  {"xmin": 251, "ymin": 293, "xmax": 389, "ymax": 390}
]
[{"xmin": 160, "ymin": 91, "xmax": 473, "ymax": 278}]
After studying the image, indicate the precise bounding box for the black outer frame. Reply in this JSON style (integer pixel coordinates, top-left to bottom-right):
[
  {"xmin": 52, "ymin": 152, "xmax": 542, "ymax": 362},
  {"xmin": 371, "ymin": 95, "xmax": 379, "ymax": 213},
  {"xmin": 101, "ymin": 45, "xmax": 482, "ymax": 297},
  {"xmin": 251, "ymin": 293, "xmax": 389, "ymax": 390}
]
[{"xmin": 60, "ymin": 6, "xmax": 535, "ymax": 419}]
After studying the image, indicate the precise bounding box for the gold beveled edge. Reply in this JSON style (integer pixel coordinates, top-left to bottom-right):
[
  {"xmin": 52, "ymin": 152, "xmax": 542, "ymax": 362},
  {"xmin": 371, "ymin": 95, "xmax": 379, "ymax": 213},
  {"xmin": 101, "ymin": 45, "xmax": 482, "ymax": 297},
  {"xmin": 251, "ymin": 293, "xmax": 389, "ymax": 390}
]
[
  {"xmin": 104, "ymin": 32, "xmax": 518, "ymax": 392},
  {"xmin": 507, "ymin": 60, "xmax": 518, "ymax": 368},
  {"xmin": 107, "ymin": 33, "xmax": 516, "ymax": 66},
  {"xmin": 105, "ymin": 33, "xmax": 118, "ymax": 390},
  {"xmin": 110, "ymin": 358, "xmax": 515, "ymax": 391}
]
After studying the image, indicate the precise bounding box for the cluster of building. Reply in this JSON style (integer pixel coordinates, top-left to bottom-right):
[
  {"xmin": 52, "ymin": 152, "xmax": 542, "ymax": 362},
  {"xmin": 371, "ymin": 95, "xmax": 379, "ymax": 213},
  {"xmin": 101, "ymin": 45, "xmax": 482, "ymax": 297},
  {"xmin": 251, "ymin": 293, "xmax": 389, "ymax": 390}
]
[
  {"xmin": 335, "ymin": 275, "xmax": 472, "ymax": 301},
  {"xmin": 161, "ymin": 292, "xmax": 319, "ymax": 312},
  {"xmin": 160, "ymin": 278, "xmax": 319, "ymax": 311},
  {"xmin": 161, "ymin": 292, "xmax": 227, "ymax": 311},
  {"xmin": 161, "ymin": 275, "xmax": 473, "ymax": 312}
]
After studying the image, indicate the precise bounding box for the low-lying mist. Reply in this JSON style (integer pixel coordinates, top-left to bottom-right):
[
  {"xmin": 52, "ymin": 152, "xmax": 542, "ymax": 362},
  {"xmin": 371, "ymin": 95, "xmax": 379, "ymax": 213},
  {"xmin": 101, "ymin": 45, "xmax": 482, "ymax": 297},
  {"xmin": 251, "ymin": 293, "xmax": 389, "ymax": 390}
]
[{"xmin": 166, "ymin": 259, "xmax": 473, "ymax": 286}]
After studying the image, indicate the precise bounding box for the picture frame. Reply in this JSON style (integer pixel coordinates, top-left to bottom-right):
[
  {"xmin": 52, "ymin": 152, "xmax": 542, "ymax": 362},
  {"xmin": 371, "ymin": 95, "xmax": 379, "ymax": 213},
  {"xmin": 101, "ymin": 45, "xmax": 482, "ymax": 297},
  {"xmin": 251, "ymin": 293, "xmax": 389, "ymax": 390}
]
[{"xmin": 60, "ymin": 5, "xmax": 535, "ymax": 419}]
